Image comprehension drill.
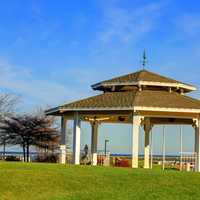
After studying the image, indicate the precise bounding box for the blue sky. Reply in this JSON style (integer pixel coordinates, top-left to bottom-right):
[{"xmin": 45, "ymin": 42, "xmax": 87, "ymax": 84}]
[{"xmin": 0, "ymin": 0, "xmax": 200, "ymax": 154}]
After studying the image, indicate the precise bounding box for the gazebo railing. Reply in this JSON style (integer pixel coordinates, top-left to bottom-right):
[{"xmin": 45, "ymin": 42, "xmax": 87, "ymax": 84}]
[{"xmin": 179, "ymin": 152, "xmax": 196, "ymax": 172}]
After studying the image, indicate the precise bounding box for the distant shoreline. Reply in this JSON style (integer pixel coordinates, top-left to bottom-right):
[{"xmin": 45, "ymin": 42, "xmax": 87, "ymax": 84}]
[{"xmin": 0, "ymin": 151, "xmax": 184, "ymax": 157}]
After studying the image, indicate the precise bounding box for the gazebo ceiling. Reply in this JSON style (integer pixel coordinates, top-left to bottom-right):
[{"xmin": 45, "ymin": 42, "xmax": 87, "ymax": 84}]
[{"xmin": 91, "ymin": 70, "xmax": 196, "ymax": 93}]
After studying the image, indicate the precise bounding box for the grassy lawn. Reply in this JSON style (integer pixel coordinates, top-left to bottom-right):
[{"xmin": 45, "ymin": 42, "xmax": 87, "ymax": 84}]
[{"xmin": 0, "ymin": 162, "xmax": 200, "ymax": 200}]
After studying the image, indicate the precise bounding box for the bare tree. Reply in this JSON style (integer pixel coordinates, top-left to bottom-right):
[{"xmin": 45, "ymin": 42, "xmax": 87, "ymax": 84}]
[
  {"xmin": 0, "ymin": 114, "xmax": 60, "ymax": 162},
  {"xmin": 0, "ymin": 93, "xmax": 19, "ymax": 116},
  {"xmin": 0, "ymin": 93, "xmax": 19, "ymax": 159}
]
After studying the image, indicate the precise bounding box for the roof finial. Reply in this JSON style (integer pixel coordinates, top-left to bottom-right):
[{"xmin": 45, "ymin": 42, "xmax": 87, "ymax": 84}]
[{"xmin": 142, "ymin": 50, "xmax": 147, "ymax": 70}]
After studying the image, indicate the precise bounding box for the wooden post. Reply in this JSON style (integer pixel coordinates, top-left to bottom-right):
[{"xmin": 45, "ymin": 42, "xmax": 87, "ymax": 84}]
[
  {"xmin": 60, "ymin": 116, "xmax": 67, "ymax": 164},
  {"xmin": 194, "ymin": 118, "xmax": 200, "ymax": 172},
  {"xmin": 180, "ymin": 126, "xmax": 183, "ymax": 171},
  {"xmin": 73, "ymin": 112, "xmax": 81, "ymax": 165},
  {"xmin": 144, "ymin": 118, "xmax": 151, "ymax": 169},
  {"xmin": 162, "ymin": 126, "xmax": 165, "ymax": 170},
  {"xmin": 150, "ymin": 129, "xmax": 153, "ymax": 169},
  {"xmin": 131, "ymin": 115, "xmax": 141, "ymax": 168},
  {"xmin": 91, "ymin": 121, "xmax": 98, "ymax": 166}
]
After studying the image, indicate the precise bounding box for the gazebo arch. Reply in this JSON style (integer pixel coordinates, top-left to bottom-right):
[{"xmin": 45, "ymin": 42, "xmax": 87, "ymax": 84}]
[{"xmin": 45, "ymin": 69, "xmax": 200, "ymax": 171}]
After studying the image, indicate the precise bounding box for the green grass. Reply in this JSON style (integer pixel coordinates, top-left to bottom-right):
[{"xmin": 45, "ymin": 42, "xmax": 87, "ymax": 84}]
[{"xmin": 0, "ymin": 162, "xmax": 200, "ymax": 200}]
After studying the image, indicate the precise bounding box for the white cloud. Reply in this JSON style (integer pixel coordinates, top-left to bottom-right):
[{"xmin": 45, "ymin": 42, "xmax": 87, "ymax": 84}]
[
  {"xmin": 0, "ymin": 58, "xmax": 91, "ymax": 110},
  {"xmin": 98, "ymin": 1, "xmax": 167, "ymax": 44}
]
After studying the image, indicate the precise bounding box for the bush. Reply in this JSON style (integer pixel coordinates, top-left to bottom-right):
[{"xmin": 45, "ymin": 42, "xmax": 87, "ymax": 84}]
[
  {"xmin": 35, "ymin": 154, "xmax": 59, "ymax": 163},
  {"xmin": 5, "ymin": 156, "xmax": 21, "ymax": 161}
]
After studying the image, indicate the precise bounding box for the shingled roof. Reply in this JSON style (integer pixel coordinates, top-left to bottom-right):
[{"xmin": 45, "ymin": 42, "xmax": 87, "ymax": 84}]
[
  {"xmin": 92, "ymin": 70, "xmax": 196, "ymax": 92},
  {"xmin": 45, "ymin": 69, "xmax": 200, "ymax": 115},
  {"xmin": 46, "ymin": 90, "xmax": 200, "ymax": 114}
]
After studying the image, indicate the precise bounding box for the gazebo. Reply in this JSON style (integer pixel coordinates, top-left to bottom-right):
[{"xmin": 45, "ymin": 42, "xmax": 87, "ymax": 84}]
[{"xmin": 46, "ymin": 69, "xmax": 200, "ymax": 171}]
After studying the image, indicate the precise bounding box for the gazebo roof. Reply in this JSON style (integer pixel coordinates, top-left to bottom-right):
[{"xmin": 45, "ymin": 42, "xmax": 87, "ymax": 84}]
[
  {"xmin": 92, "ymin": 70, "xmax": 196, "ymax": 92},
  {"xmin": 46, "ymin": 90, "xmax": 200, "ymax": 115},
  {"xmin": 45, "ymin": 69, "xmax": 200, "ymax": 116}
]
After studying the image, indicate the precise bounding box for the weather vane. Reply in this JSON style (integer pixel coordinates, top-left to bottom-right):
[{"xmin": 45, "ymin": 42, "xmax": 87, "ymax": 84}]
[{"xmin": 142, "ymin": 50, "xmax": 147, "ymax": 70}]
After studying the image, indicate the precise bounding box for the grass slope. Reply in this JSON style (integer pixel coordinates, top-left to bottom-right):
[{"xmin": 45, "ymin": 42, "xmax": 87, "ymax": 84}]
[{"xmin": 0, "ymin": 162, "xmax": 200, "ymax": 200}]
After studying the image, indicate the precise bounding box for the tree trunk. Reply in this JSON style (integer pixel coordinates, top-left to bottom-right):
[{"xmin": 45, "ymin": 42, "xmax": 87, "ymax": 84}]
[
  {"xmin": 3, "ymin": 138, "xmax": 6, "ymax": 160},
  {"xmin": 23, "ymin": 144, "xmax": 26, "ymax": 162},
  {"xmin": 26, "ymin": 145, "xmax": 29, "ymax": 162}
]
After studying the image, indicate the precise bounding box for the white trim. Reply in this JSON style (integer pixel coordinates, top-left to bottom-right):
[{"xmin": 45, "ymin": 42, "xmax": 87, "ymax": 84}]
[
  {"xmin": 92, "ymin": 81, "xmax": 196, "ymax": 91},
  {"xmin": 46, "ymin": 106, "xmax": 200, "ymax": 115},
  {"xmin": 61, "ymin": 106, "xmax": 200, "ymax": 113},
  {"xmin": 140, "ymin": 81, "xmax": 196, "ymax": 91},
  {"xmin": 141, "ymin": 114, "xmax": 196, "ymax": 119},
  {"xmin": 134, "ymin": 106, "xmax": 200, "ymax": 113},
  {"xmin": 91, "ymin": 83, "xmax": 102, "ymax": 88},
  {"xmin": 45, "ymin": 107, "xmax": 59, "ymax": 115},
  {"xmin": 59, "ymin": 107, "xmax": 133, "ymax": 111}
]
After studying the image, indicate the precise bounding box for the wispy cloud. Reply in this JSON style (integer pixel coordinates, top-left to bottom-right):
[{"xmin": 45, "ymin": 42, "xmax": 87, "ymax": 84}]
[
  {"xmin": 0, "ymin": 58, "xmax": 91, "ymax": 110},
  {"xmin": 98, "ymin": 1, "xmax": 167, "ymax": 44}
]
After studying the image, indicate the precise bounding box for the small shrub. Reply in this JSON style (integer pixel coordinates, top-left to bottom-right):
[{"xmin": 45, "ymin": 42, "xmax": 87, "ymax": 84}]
[
  {"xmin": 35, "ymin": 154, "xmax": 59, "ymax": 163},
  {"xmin": 5, "ymin": 156, "xmax": 21, "ymax": 161}
]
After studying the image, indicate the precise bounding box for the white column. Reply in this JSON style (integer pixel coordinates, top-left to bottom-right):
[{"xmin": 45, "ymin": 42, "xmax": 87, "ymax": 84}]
[
  {"xmin": 60, "ymin": 116, "xmax": 67, "ymax": 164},
  {"xmin": 194, "ymin": 118, "xmax": 200, "ymax": 172},
  {"xmin": 91, "ymin": 121, "xmax": 98, "ymax": 166},
  {"xmin": 195, "ymin": 126, "xmax": 198, "ymax": 155},
  {"xmin": 73, "ymin": 112, "xmax": 81, "ymax": 165},
  {"xmin": 131, "ymin": 115, "xmax": 141, "ymax": 168},
  {"xmin": 144, "ymin": 118, "xmax": 151, "ymax": 169}
]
